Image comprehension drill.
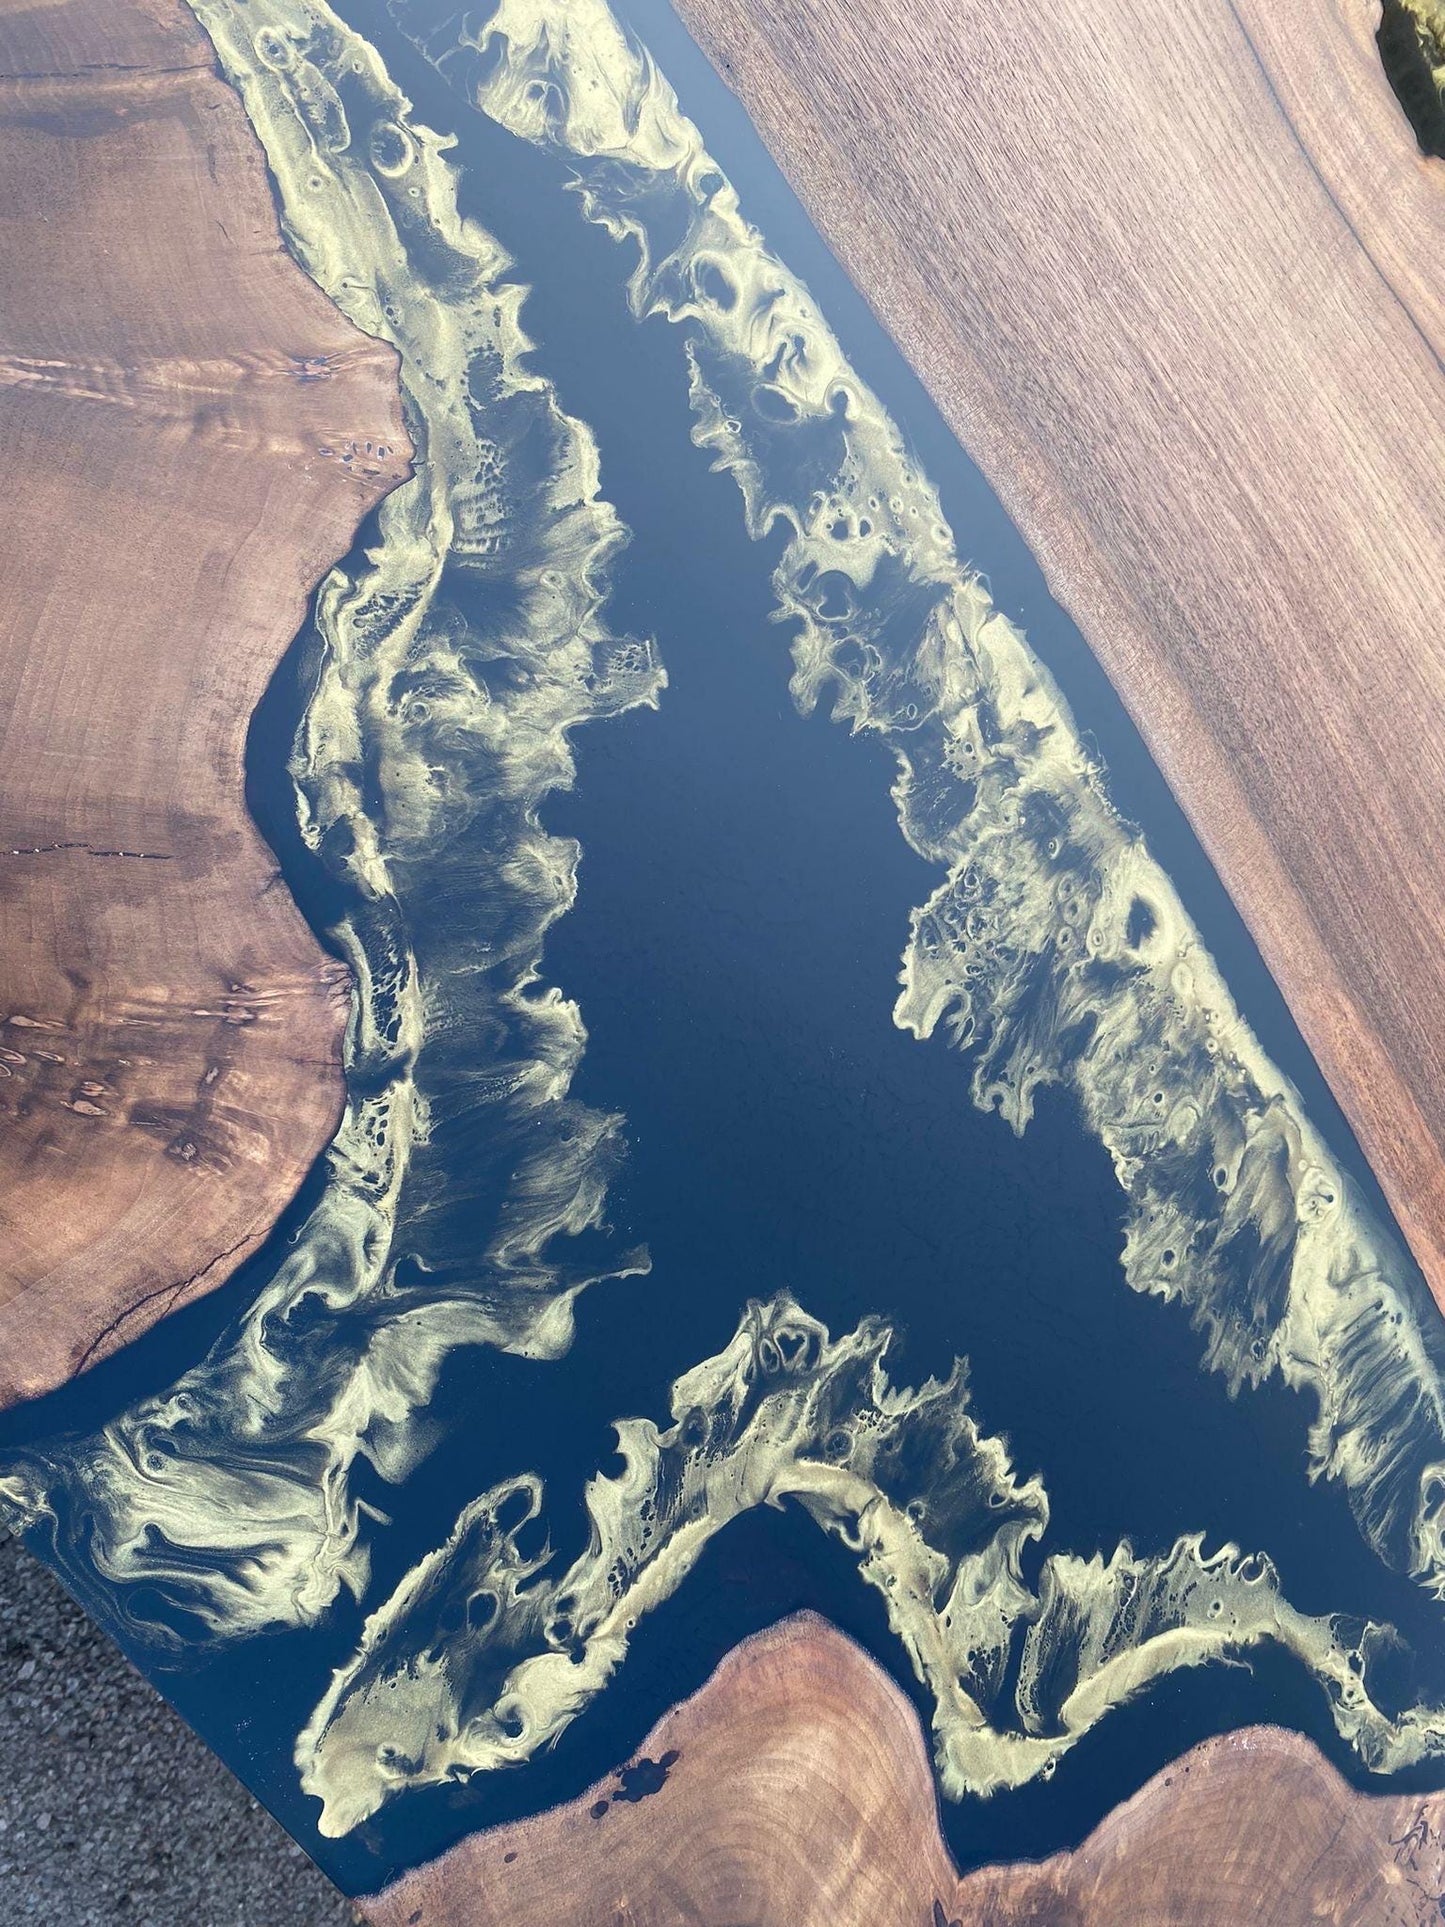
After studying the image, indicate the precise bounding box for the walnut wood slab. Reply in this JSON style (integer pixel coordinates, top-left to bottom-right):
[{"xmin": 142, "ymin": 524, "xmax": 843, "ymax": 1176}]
[
  {"xmin": 0, "ymin": 0, "xmax": 409, "ymax": 1404},
  {"xmin": 665, "ymin": 0, "xmax": 1445, "ymax": 1312},
  {"xmin": 365, "ymin": 1612, "xmax": 1445, "ymax": 1927}
]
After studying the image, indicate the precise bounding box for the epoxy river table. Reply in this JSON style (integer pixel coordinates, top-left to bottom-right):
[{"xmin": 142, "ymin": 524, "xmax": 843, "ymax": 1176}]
[{"xmin": 3, "ymin": 0, "xmax": 1445, "ymax": 1919}]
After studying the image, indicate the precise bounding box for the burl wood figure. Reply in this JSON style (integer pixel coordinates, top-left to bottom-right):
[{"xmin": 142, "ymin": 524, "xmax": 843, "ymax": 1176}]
[{"xmin": 1, "ymin": 0, "xmax": 1444, "ymax": 1922}]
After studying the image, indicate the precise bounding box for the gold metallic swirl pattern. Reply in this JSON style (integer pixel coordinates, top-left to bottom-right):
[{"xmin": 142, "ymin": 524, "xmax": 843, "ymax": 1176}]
[
  {"xmin": 2, "ymin": 0, "xmax": 657, "ymax": 1643},
  {"xmin": 10, "ymin": 0, "xmax": 1445, "ymax": 1853},
  {"xmin": 392, "ymin": 0, "xmax": 1445, "ymax": 1599},
  {"xmin": 297, "ymin": 1295, "xmax": 1445, "ymax": 1836}
]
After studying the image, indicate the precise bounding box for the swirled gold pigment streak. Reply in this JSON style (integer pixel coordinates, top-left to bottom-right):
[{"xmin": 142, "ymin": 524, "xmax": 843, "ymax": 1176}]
[
  {"xmin": 391, "ymin": 0, "xmax": 1445, "ymax": 1595},
  {"xmin": 11, "ymin": 0, "xmax": 1445, "ymax": 1848},
  {"xmin": 298, "ymin": 1296, "xmax": 1445, "ymax": 1836},
  {"xmin": 0, "ymin": 0, "xmax": 658, "ymax": 1642}
]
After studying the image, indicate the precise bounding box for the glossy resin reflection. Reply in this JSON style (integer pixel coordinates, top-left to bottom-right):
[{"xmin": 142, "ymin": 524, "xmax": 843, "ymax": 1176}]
[{"xmin": 3, "ymin": 0, "xmax": 1445, "ymax": 1898}]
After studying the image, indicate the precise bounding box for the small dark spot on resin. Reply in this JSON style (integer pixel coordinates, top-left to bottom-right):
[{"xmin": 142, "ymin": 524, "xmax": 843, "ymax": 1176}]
[
  {"xmin": 694, "ymin": 258, "xmax": 736, "ymax": 310},
  {"xmin": 811, "ymin": 569, "xmax": 855, "ymax": 621},
  {"xmin": 1125, "ymin": 895, "xmax": 1156, "ymax": 948},
  {"xmin": 512, "ymin": 1512, "xmax": 549, "ymax": 1565},
  {"xmin": 590, "ymin": 1799, "xmax": 610, "ymax": 1820},
  {"xmin": 503, "ymin": 1851, "xmax": 517, "ymax": 1864},
  {"xmin": 370, "ymin": 122, "xmax": 408, "ymax": 170},
  {"xmin": 494, "ymin": 1485, "xmax": 533, "ymax": 1536},
  {"xmin": 753, "ymin": 384, "xmax": 798, "ymax": 424}
]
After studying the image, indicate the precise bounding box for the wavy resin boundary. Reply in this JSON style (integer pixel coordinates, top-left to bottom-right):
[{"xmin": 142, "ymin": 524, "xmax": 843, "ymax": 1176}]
[
  {"xmin": 298, "ymin": 1294, "xmax": 1445, "ymax": 1836},
  {"xmin": 275, "ymin": 0, "xmax": 1445, "ymax": 1836},
  {"xmin": 0, "ymin": 0, "xmax": 659, "ymax": 1643},
  {"xmin": 7, "ymin": 0, "xmax": 1445, "ymax": 1852},
  {"xmin": 389, "ymin": 0, "xmax": 1445, "ymax": 1597}
]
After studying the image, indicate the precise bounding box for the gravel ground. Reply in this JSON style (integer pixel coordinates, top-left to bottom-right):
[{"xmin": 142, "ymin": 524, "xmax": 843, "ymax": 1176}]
[{"xmin": 0, "ymin": 1533, "xmax": 362, "ymax": 1926}]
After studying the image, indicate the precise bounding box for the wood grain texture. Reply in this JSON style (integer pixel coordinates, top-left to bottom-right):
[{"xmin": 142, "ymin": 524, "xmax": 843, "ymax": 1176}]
[
  {"xmin": 668, "ymin": 0, "xmax": 1445, "ymax": 1311},
  {"xmin": 0, "ymin": 0, "xmax": 410, "ymax": 1404},
  {"xmin": 363, "ymin": 1613, "xmax": 1445, "ymax": 1926}
]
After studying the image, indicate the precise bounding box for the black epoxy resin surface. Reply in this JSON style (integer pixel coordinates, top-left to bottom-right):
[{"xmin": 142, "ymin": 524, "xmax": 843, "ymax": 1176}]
[{"xmin": 4, "ymin": 0, "xmax": 1445, "ymax": 1897}]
